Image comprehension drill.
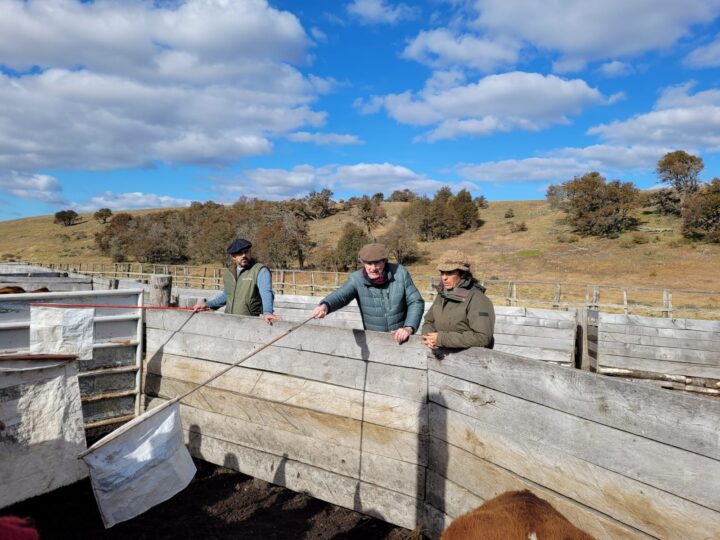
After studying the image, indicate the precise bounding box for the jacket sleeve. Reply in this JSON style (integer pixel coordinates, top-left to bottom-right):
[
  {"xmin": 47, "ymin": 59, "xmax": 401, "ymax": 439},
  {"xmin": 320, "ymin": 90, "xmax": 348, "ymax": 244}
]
[
  {"xmin": 402, "ymin": 270, "xmax": 424, "ymax": 331},
  {"xmin": 321, "ymin": 278, "xmax": 359, "ymax": 314},
  {"xmin": 205, "ymin": 290, "xmax": 227, "ymax": 310},
  {"xmin": 437, "ymin": 293, "xmax": 495, "ymax": 349},
  {"xmin": 421, "ymin": 297, "xmax": 438, "ymax": 334}
]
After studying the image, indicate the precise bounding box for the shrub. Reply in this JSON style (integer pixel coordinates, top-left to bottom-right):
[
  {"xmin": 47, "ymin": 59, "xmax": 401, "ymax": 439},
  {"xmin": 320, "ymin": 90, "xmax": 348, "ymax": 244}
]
[
  {"xmin": 54, "ymin": 209, "xmax": 79, "ymax": 226},
  {"xmin": 94, "ymin": 208, "xmax": 113, "ymax": 224},
  {"xmin": 546, "ymin": 172, "xmax": 639, "ymax": 236},
  {"xmin": 509, "ymin": 221, "xmax": 527, "ymax": 233},
  {"xmin": 648, "ymin": 188, "xmax": 681, "ymax": 216},
  {"xmin": 631, "ymin": 232, "xmax": 650, "ymax": 244},
  {"xmin": 504, "ymin": 208, "xmax": 515, "ymax": 219},
  {"xmin": 682, "ymin": 179, "xmax": 720, "ymax": 242}
]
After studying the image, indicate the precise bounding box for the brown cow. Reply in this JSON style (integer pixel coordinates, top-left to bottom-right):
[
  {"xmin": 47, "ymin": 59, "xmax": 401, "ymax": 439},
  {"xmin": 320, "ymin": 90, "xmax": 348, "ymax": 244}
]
[
  {"xmin": 441, "ymin": 490, "xmax": 595, "ymax": 540},
  {"xmin": 0, "ymin": 286, "xmax": 26, "ymax": 294},
  {"xmin": 0, "ymin": 286, "xmax": 50, "ymax": 294}
]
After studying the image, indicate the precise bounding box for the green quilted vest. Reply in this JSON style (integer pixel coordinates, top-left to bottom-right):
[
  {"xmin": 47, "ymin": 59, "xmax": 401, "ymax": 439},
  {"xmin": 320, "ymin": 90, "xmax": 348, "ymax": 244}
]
[{"xmin": 223, "ymin": 261, "xmax": 265, "ymax": 316}]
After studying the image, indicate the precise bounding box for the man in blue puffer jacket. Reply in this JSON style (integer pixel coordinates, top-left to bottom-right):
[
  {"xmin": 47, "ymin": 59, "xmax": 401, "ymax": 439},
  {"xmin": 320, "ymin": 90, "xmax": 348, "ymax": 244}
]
[{"xmin": 311, "ymin": 243, "xmax": 424, "ymax": 344}]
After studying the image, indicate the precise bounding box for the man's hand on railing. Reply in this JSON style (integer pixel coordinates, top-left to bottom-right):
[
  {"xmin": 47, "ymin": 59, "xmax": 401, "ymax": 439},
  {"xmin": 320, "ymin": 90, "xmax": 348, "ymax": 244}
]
[{"xmin": 192, "ymin": 300, "xmax": 209, "ymax": 312}]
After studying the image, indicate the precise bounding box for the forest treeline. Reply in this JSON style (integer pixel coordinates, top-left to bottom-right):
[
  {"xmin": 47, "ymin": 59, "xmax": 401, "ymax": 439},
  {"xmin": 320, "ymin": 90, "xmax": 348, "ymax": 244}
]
[
  {"xmin": 71, "ymin": 150, "xmax": 720, "ymax": 267},
  {"xmin": 92, "ymin": 187, "xmax": 484, "ymax": 269}
]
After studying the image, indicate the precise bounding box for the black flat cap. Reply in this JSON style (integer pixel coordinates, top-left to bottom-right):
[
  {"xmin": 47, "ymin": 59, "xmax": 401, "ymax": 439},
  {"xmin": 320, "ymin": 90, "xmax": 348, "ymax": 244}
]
[{"xmin": 227, "ymin": 238, "xmax": 252, "ymax": 254}]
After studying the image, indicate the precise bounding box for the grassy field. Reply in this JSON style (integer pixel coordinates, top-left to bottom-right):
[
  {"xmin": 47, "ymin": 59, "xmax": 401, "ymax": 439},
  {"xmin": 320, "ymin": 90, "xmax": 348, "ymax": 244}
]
[{"xmin": 1, "ymin": 201, "xmax": 718, "ymax": 306}]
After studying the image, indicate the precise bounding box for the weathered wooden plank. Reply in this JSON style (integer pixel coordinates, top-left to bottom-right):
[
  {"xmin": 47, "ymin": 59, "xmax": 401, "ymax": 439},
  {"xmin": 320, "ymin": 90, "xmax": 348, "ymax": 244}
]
[
  {"xmin": 423, "ymin": 503, "xmax": 452, "ymax": 540},
  {"xmin": 428, "ymin": 372, "xmax": 720, "ymax": 512},
  {"xmin": 428, "ymin": 393, "xmax": 720, "ymax": 538},
  {"xmin": 494, "ymin": 322, "xmax": 576, "ymax": 340},
  {"xmin": 428, "ymin": 437, "xmax": 644, "ymax": 539},
  {"xmin": 146, "ymin": 310, "xmax": 428, "ymax": 369},
  {"xmin": 599, "ymin": 313, "xmax": 720, "ymax": 333},
  {"xmin": 149, "ymin": 394, "xmax": 426, "ymax": 471},
  {"xmin": 600, "ymin": 322, "xmax": 720, "ymax": 342},
  {"xmin": 183, "ymin": 428, "xmax": 421, "ymax": 531},
  {"xmin": 600, "ymin": 330, "xmax": 720, "ymax": 352},
  {"xmin": 496, "ymin": 306, "xmax": 577, "ymax": 321},
  {"xmin": 494, "ymin": 333, "xmax": 576, "ymax": 351},
  {"xmin": 146, "ymin": 328, "xmax": 428, "ymax": 402},
  {"xmin": 144, "ymin": 353, "xmax": 426, "ymax": 432},
  {"xmin": 492, "ymin": 344, "xmax": 573, "ymax": 363},
  {"xmin": 598, "ymin": 354, "xmax": 720, "ymax": 379},
  {"xmin": 599, "ymin": 340, "xmax": 719, "ymax": 364},
  {"xmin": 429, "ymin": 348, "xmax": 720, "ymax": 462},
  {"xmin": 425, "ymin": 469, "xmax": 483, "ymax": 519},
  {"xmin": 496, "ymin": 315, "xmax": 577, "ymax": 329}
]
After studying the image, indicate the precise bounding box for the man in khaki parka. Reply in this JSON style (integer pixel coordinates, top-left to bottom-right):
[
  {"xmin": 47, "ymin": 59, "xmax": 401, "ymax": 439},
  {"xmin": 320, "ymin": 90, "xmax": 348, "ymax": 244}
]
[{"xmin": 421, "ymin": 250, "xmax": 495, "ymax": 349}]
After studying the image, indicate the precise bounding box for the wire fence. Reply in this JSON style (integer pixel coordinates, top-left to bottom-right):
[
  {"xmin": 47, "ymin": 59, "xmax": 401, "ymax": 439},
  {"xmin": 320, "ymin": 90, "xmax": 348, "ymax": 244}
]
[{"xmin": 28, "ymin": 261, "xmax": 720, "ymax": 318}]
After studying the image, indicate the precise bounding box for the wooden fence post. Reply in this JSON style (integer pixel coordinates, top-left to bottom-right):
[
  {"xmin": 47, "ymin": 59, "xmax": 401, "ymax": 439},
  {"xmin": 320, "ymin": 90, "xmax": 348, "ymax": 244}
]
[
  {"xmin": 150, "ymin": 275, "xmax": 172, "ymax": 307},
  {"xmin": 577, "ymin": 308, "xmax": 589, "ymax": 370},
  {"xmin": 623, "ymin": 288, "xmax": 629, "ymax": 314},
  {"xmin": 662, "ymin": 289, "xmax": 673, "ymax": 318},
  {"xmin": 591, "ymin": 286, "xmax": 600, "ymax": 311},
  {"xmin": 553, "ymin": 282, "xmax": 561, "ymax": 310},
  {"xmin": 310, "ymin": 271, "xmax": 315, "ymax": 296}
]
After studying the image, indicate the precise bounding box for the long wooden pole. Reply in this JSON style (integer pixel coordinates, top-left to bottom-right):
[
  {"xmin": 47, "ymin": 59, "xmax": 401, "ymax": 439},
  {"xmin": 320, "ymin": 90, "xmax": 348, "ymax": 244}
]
[{"xmin": 79, "ymin": 315, "xmax": 314, "ymax": 458}]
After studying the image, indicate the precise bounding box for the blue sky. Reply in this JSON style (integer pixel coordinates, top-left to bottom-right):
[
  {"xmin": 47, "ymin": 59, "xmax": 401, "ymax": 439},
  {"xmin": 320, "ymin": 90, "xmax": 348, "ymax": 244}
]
[{"xmin": 1, "ymin": 0, "xmax": 720, "ymax": 220}]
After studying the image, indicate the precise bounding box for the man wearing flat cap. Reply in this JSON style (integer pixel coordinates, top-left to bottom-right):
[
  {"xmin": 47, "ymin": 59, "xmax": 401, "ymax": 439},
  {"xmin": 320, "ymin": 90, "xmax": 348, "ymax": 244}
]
[
  {"xmin": 193, "ymin": 238, "xmax": 279, "ymax": 325},
  {"xmin": 311, "ymin": 243, "xmax": 424, "ymax": 344}
]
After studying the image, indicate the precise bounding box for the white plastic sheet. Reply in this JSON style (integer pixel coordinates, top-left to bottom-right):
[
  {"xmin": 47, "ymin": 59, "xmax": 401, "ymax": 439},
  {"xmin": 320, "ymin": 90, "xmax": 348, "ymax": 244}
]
[
  {"xmin": 0, "ymin": 359, "xmax": 87, "ymax": 507},
  {"xmin": 81, "ymin": 402, "xmax": 196, "ymax": 528},
  {"xmin": 29, "ymin": 306, "xmax": 94, "ymax": 360}
]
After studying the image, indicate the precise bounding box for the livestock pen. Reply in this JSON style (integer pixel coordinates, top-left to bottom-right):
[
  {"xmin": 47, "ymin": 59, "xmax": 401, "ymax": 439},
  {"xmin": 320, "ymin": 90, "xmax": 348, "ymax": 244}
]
[{"xmin": 2, "ymin": 272, "xmax": 719, "ymax": 538}]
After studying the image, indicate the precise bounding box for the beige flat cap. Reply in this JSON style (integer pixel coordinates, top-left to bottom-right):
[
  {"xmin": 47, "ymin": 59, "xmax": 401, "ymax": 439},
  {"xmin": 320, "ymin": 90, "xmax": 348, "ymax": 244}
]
[{"xmin": 436, "ymin": 249, "xmax": 471, "ymax": 272}]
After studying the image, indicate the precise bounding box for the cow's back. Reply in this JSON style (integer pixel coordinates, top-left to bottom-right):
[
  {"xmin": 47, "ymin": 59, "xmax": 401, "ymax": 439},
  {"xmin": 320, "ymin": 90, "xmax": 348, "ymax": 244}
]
[{"xmin": 441, "ymin": 490, "xmax": 595, "ymax": 540}]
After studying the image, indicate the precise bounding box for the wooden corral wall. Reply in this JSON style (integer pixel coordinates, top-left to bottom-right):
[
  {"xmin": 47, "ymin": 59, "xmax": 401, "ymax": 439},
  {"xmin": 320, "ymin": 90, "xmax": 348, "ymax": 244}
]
[
  {"xmin": 598, "ymin": 313, "xmax": 720, "ymax": 396},
  {"xmin": 0, "ymin": 290, "xmax": 144, "ymax": 438},
  {"xmin": 0, "ymin": 274, "xmax": 93, "ymax": 291},
  {"xmin": 272, "ymin": 295, "xmax": 578, "ymax": 366},
  {"xmin": 143, "ymin": 311, "xmax": 720, "ymax": 539}
]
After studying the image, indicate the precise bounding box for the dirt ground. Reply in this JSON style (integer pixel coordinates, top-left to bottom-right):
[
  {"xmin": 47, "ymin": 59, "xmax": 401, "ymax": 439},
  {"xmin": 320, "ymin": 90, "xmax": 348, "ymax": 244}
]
[{"xmin": 4, "ymin": 459, "xmax": 415, "ymax": 540}]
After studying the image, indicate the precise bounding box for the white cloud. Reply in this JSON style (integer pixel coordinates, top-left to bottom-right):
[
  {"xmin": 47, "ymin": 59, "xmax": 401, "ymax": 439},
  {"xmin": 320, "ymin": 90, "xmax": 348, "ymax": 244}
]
[
  {"xmin": 346, "ymin": 0, "xmax": 419, "ymax": 24},
  {"xmin": 588, "ymin": 81, "xmax": 720, "ymax": 150},
  {"xmin": 402, "ymin": 29, "xmax": 519, "ymax": 72},
  {"xmin": 0, "ymin": 0, "xmax": 328, "ymax": 177},
  {"xmin": 0, "ymin": 173, "xmax": 65, "ymax": 203},
  {"xmin": 469, "ymin": 0, "xmax": 720, "ymax": 72},
  {"xmin": 213, "ymin": 162, "xmax": 471, "ymax": 200},
  {"xmin": 75, "ymin": 191, "xmax": 193, "ymax": 212},
  {"xmin": 598, "ymin": 60, "xmax": 633, "ymax": 78},
  {"xmin": 457, "ymin": 145, "xmax": 669, "ymax": 182},
  {"xmin": 684, "ymin": 34, "xmax": 720, "ymax": 68},
  {"xmin": 287, "ymin": 132, "xmax": 363, "ymax": 145},
  {"xmin": 376, "ymin": 71, "xmax": 605, "ymax": 141}
]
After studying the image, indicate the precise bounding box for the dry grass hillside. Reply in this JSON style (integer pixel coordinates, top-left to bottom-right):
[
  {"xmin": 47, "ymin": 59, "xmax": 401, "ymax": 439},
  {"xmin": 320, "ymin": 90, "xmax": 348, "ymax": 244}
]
[{"xmin": 1, "ymin": 201, "xmax": 718, "ymax": 304}]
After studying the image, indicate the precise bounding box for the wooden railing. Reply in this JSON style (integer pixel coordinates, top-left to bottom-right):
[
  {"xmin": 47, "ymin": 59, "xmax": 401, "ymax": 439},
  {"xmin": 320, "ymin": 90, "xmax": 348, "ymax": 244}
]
[{"xmin": 25, "ymin": 261, "xmax": 720, "ymax": 318}]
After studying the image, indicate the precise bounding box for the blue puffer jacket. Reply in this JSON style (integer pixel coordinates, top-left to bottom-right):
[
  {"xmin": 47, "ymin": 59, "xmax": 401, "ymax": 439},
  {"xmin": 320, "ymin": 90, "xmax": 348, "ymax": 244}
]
[{"xmin": 321, "ymin": 263, "xmax": 424, "ymax": 332}]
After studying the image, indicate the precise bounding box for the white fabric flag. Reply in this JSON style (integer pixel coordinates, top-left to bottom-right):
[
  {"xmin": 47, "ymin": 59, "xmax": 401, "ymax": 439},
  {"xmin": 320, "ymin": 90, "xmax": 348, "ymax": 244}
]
[{"xmin": 81, "ymin": 401, "xmax": 196, "ymax": 528}]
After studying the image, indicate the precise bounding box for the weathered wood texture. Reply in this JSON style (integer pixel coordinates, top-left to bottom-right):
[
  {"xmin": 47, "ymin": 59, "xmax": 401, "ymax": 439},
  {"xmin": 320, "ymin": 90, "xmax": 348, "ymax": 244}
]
[
  {"xmin": 144, "ymin": 310, "xmax": 720, "ymax": 539},
  {"xmin": 272, "ymin": 295, "xmax": 578, "ymax": 365},
  {"xmin": 598, "ymin": 312, "xmax": 720, "ymax": 385}
]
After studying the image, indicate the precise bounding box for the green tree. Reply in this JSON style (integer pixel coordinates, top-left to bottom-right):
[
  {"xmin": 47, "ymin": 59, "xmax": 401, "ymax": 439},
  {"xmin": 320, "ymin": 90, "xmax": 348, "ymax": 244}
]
[
  {"xmin": 648, "ymin": 188, "xmax": 681, "ymax": 216},
  {"xmin": 357, "ymin": 196, "xmax": 387, "ymax": 239},
  {"xmin": 381, "ymin": 218, "xmax": 420, "ymax": 264},
  {"xmin": 335, "ymin": 223, "xmax": 370, "ymax": 271},
  {"xmin": 552, "ymin": 172, "xmax": 639, "ymax": 237},
  {"xmin": 53, "ymin": 209, "xmax": 79, "ymax": 226},
  {"xmin": 388, "ymin": 189, "xmax": 418, "ymax": 202},
  {"xmin": 656, "ymin": 150, "xmax": 703, "ymax": 204},
  {"xmin": 447, "ymin": 189, "xmax": 480, "ymax": 232},
  {"xmin": 682, "ymin": 179, "xmax": 720, "ymax": 242},
  {"xmin": 93, "ymin": 208, "xmax": 113, "ymax": 224}
]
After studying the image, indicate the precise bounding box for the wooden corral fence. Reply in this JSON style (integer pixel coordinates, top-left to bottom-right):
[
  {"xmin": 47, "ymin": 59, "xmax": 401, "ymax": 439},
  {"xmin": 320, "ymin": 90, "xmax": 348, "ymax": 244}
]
[
  {"xmin": 143, "ymin": 311, "xmax": 720, "ymax": 539},
  {"xmin": 0, "ymin": 289, "xmax": 144, "ymax": 439},
  {"xmin": 595, "ymin": 313, "xmax": 720, "ymax": 396},
  {"xmin": 272, "ymin": 295, "xmax": 578, "ymax": 366},
  {"xmin": 25, "ymin": 261, "xmax": 720, "ymax": 318}
]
